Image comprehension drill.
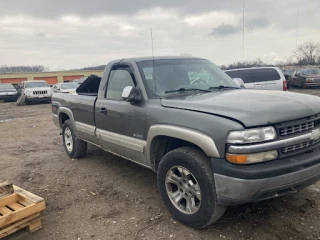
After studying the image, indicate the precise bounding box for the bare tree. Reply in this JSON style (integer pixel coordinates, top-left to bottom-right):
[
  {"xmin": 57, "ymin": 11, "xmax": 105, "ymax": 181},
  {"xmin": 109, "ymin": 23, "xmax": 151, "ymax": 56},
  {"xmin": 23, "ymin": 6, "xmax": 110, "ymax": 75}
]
[
  {"xmin": 220, "ymin": 58, "xmax": 268, "ymax": 70},
  {"xmin": 0, "ymin": 65, "xmax": 47, "ymax": 74},
  {"xmin": 294, "ymin": 42, "xmax": 320, "ymax": 65}
]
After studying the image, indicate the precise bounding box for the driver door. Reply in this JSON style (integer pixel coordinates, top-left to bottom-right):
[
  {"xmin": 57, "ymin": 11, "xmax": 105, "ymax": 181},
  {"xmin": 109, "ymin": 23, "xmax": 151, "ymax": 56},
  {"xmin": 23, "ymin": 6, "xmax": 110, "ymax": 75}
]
[{"xmin": 95, "ymin": 64, "xmax": 148, "ymax": 165}]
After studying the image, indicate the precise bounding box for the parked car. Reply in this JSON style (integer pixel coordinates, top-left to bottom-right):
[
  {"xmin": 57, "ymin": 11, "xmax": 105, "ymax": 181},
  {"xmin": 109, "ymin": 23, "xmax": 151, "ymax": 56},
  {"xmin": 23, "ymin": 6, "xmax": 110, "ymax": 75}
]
[
  {"xmin": 71, "ymin": 77, "xmax": 87, "ymax": 85},
  {"xmin": 291, "ymin": 68, "xmax": 320, "ymax": 88},
  {"xmin": 225, "ymin": 67, "xmax": 287, "ymax": 91},
  {"xmin": 16, "ymin": 80, "xmax": 53, "ymax": 105},
  {"xmin": 282, "ymin": 69, "xmax": 295, "ymax": 89},
  {"xmin": 53, "ymin": 83, "xmax": 78, "ymax": 94},
  {"xmin": 0, "ymin": 84, "xmax": 18, "ymax": 102},
  {"xmin": 52, "ymin": 56, "xmax": 320, "ymax": 229}
]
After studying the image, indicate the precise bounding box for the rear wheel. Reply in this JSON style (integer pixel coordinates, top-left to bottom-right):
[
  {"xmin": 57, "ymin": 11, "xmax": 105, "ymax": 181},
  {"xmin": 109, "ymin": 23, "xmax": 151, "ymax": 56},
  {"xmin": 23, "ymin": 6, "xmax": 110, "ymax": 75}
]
[
  {"xmin": 157, "ymin": 147, "xmax": 226, "ymax": 229},
  {"xmin": 62, "ymin": 120, "xmax": 87, "ymax": 159}
]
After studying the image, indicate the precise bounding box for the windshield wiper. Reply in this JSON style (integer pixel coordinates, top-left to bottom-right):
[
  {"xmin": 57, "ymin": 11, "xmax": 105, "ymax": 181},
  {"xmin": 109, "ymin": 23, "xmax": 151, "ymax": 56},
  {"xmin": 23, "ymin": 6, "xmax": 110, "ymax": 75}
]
[
  {"xmin": 165, "ymin": 88, "xmax": 212, "ymax": 94},
  {"xmin": 209, "ymin": 85, "xmax": 240, "ymax": 90}
]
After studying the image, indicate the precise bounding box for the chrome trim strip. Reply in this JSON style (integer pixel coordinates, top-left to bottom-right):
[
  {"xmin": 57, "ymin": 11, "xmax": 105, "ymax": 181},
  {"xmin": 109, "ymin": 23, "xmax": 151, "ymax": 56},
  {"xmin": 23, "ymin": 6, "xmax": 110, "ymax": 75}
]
[
  {"xmin": 102, "ymin": 148, "xmax": 152, "ymax": 170},
  {"xmin": 228, "ymin": 132, "xmax": 313, "ymax": 154},
  {"xmin": 96, "ymin": 129, "xmax": 146, "ymax": 153},
  {"xmin": 75, "ymin": 121, "xmax": 96, "ymax": 136},
  {"xmin": 82, "ymin": 139, "xmax": 101, "ymax": 148},
  {"xmin": 147, "ymin": 125, "xmax": 220, "ymax": 161}
]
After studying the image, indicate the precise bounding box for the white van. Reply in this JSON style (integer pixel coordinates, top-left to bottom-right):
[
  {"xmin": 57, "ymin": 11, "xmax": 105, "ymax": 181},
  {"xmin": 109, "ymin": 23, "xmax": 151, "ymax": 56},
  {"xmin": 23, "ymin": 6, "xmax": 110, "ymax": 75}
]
[{"xmin": 225, "ymin": 67, "xmax": 287, "ymax": 91}]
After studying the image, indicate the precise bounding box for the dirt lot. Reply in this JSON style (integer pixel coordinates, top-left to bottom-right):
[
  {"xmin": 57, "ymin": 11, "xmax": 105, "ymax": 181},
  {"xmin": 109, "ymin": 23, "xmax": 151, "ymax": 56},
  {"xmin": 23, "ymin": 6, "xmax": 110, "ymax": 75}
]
[{"xmin": 1, "ymin": 89, "xmax": 320, "ymax": 240}]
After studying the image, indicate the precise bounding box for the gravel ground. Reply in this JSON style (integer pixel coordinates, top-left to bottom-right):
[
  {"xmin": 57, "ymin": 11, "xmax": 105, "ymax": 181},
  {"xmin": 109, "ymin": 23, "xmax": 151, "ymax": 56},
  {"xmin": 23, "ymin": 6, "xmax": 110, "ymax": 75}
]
[{"xmin": 0, "ymin": 89, "xmax": 320, "ymax": 240}]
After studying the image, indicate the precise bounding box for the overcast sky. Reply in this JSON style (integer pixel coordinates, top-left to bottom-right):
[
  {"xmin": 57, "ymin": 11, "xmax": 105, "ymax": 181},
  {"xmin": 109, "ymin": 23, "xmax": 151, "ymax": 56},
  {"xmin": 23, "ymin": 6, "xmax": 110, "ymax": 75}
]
[{"xmin": 1, "ymin": 0, "xmax": 319, "ymax": 70}]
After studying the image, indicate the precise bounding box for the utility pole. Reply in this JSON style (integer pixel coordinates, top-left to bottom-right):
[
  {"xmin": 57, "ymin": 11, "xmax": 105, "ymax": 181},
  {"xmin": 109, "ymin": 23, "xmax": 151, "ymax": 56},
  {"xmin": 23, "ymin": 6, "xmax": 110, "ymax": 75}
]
[
  {"xmin": 296, "ymin": 4, "xmax": 299, "ymax": 48},
  {"xmin": 242, "ymin": 0, "xmax": 245, "ymax": 62}
]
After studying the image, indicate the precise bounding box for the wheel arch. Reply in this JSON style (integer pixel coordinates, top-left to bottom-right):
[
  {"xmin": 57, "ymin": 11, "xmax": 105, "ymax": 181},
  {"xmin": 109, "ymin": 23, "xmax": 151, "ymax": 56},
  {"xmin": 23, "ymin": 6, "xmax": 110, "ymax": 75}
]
[
  {"xmin": 147, "ymin": 125, "xmax": 220, "ymax": 171},
  {"xmin": 58, "ymin": 107, "xmax": 75, "ymax": 128}
]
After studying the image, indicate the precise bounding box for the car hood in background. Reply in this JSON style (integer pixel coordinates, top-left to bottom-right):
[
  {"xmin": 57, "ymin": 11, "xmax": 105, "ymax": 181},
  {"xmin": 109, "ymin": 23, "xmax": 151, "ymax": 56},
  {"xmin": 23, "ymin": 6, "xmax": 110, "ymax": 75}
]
[
  {"xmin": 60, "ymin": 89, "xmax": 77, "ymax": 93},
  {"xmin": 25, "ymin": 87, "xmax": 52, "ymax": 92},
  {"xmin": 304, "ymin": 75, "xmax": 320, "ymax": 78},
  {"xmin": 0, "ymin": 89, "xmax": 17, "ymax": 93},
  {"xmin": 160, "ymin": 89, "xmax": 320, "ymax": 127}
]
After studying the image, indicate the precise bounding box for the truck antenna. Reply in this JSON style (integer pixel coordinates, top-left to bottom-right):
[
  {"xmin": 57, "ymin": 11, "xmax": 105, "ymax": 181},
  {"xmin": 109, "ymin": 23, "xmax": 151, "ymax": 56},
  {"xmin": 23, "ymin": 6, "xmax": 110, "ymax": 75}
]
[{"xmin": 151, "ymin": 28, "xmax": 156, "ymax": 94}]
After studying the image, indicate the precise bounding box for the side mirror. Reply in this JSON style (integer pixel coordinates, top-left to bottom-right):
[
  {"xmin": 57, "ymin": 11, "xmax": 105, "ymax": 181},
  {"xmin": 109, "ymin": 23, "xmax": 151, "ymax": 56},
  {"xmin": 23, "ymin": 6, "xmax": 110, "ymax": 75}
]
[
  {"xmin": 233, "ymin": 78, "xmax": 245, "ymax": 88},
  {"xmin": 122, "ymin": 86, "xmax": 141, "ymax": 102}
]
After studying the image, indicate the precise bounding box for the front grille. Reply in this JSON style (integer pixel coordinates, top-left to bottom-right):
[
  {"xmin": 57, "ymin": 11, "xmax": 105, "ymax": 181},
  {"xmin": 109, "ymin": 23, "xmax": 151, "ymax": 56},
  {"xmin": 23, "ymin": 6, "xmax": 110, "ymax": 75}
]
[
  {"xmin": 279, "ymin": 122, "xmax": 314, "ymax": 136},
  {"xmin": 33, "ymin": 90, "xmax": 47, "ymax": 95},
  {"xmin": 281, "ymin": 139, "xmax": 320, "ymax": 154},
  {"xmin": 275, "ymin": 115, "xmax": 320, "ymax": 157}
]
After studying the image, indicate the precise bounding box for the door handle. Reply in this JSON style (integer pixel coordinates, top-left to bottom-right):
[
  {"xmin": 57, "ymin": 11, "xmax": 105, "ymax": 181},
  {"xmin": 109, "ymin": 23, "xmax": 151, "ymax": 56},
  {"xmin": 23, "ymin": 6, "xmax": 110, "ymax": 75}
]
[{"xmin": 100, "ymin": 107, "xmax": 107, "ymax": 115}]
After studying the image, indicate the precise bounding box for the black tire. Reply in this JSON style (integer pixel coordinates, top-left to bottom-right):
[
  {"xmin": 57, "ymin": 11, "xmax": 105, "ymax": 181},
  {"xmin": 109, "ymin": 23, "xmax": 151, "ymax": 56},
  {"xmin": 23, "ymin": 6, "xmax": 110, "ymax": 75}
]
[
  {"xmin": 157, "ymin": 147, "xmax": 226, "ymax": 229},
  {"xmin": 62, "ymin": 120, "xmax": 87, "ymax": 159}
]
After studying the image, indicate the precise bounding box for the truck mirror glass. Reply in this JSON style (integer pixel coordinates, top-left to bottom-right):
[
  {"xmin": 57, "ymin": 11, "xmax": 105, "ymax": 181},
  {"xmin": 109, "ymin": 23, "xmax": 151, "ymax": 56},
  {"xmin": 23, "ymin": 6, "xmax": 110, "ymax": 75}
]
[{"xmin": 122, "ymin": 86, "xmax": 141, "ymax": 102}]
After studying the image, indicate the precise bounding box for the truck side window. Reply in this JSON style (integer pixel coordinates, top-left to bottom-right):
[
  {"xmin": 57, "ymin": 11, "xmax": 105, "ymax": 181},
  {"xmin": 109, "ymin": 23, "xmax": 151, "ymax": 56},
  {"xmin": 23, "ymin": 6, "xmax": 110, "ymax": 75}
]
[{"xmin": 106, "ymin": 67, "xmax": 135, "ymax": 100}]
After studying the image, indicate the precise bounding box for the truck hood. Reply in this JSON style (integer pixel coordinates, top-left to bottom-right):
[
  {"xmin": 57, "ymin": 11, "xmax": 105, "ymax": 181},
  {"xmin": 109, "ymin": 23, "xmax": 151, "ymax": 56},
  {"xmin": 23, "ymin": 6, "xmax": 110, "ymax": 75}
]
[{"xmin": 160, "ymin": 90, "xmax": 320, "ymax": 127}]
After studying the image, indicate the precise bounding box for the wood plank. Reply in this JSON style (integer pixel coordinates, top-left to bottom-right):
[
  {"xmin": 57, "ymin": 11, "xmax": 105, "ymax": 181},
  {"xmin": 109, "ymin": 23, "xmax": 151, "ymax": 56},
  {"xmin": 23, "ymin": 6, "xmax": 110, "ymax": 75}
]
[
  {"xmin": 13, "ymin": 186, "xmax": 44, "ymax": 204},
  {"xmin": 7, "ymin": 202, "xmax": 24, "ymax": 211},
  {"xmin": 17, "ymin": 198, "xmax": 34, "ymax": 207},
  {"xmin": 0, "ymin": 194, "xmax": 19, "ymax": 209},
  {"xmin": 0, "ymin": 180, "xmax": 14, "ymax": 199},
  {"xmin": 27, "ymin": 218, "xmax": 42, "ymax": 233},
  {"xmin": 0, "ymin": 200, "xmax": 45, "ymax": 228},
  {"xmin": 0, "ymin": 207, "xmax": 12, "ymax": 216},
  {"xmin": 0, "ymin": 214, "xmax": 40, "ymax": 238}
]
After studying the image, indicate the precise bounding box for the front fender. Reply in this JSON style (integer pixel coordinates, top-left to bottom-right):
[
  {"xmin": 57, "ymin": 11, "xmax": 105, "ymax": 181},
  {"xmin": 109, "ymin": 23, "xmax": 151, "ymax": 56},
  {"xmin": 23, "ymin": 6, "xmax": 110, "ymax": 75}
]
[{"xmin": 147, "ymin": 124, "xmax": 220, "ymax": 165}]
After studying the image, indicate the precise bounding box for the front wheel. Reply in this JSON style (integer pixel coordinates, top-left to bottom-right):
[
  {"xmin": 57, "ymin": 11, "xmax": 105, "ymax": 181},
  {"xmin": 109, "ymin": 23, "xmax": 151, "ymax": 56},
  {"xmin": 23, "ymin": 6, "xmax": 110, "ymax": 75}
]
[
  {"xmin": 157, "ymin": 147, "xmax": 226, "ymax": 229},
  {"xmin": 62, "ymin": 120, "xmax": 87, "ymax": 159}
]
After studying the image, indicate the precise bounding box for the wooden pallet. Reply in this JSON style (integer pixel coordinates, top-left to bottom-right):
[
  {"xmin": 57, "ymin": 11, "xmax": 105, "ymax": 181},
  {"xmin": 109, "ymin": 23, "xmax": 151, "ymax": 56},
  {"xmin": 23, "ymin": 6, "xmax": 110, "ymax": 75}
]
[
  {"xmin": 0, "ymin": 185, "xmax": 46, "ymax": 239},
  {"xmin": 0, "ymin": 179, "xmax": 13, "ymax": 199}
]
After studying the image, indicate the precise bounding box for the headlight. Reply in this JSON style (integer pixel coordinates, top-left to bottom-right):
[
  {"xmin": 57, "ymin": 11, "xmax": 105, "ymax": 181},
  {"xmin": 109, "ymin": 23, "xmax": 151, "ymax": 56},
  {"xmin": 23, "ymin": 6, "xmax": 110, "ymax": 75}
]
[
  {"xmin": 226, "ymin": 150, "xmax": 278, "ymax": 164},
  {"xmin": 227, "ymin": 127, "xmax": 276, "ymax": 144}
]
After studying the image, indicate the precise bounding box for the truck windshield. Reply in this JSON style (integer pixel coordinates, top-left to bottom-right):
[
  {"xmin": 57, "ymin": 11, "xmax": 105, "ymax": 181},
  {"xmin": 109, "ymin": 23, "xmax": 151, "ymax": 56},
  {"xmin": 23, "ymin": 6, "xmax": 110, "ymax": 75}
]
[
  {"xmin": 137, "ymin": 59, "xmax": 239, "ymax": 97},
  {"xmin": 25, "ymin": 82, "xmax": 48, "ymax": 88}
]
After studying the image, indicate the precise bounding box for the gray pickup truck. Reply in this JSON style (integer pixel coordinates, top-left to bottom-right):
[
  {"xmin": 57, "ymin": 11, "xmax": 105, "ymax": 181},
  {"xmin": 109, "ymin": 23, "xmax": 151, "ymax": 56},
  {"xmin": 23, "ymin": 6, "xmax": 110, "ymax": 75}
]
[{"xmin": 52, "ymin": 57, "xmax": 320, "ymax": 228}]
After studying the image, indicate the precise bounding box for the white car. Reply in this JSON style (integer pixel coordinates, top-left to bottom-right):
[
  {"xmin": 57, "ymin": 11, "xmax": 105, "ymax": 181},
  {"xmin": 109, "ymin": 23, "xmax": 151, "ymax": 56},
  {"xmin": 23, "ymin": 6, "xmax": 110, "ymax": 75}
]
[
  {"xmin": 53, "ymin": 83, "xmax": 78, "ymax": 94},
  {"xmin": 225, "ymin": 67, "xmax": 287, "ymax": 91},
  {"xmin": 16, "ymin": 80, "xmax": 53, "ymax": 105}
]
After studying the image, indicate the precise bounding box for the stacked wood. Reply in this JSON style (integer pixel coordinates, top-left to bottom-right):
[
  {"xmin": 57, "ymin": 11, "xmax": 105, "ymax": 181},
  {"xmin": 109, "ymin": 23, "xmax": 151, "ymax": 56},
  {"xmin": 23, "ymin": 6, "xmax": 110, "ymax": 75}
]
[{"xmin": 0, "ymin": 184, "xmax": 46, "ymax": 238}]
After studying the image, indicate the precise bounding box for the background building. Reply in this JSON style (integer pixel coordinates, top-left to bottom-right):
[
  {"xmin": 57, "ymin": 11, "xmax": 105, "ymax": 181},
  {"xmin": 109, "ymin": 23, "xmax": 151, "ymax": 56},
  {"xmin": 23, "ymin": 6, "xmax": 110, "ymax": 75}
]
[{"xmin": 0, "ymin": 70, "xmax": 104, "ymax": 84}]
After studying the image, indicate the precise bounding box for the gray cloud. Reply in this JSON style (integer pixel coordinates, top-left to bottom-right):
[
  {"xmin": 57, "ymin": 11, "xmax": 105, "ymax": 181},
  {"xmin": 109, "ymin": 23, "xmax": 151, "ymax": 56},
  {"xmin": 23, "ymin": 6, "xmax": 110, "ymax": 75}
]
[
  {"xmin": 209, "ymin": 24, "xmax": 241, "ymax": 37},
  {"xmin": 0, "ymin": 0, "xmax": 319, "ymax": 69},
  {"xmin": 0, "ymin": 0, "xmax": 242, "ymax": 17},
  {"xmin": 246, "ymin": 17, "xmax": 270, "ymax": 29},
  {"xmin": 34, "ymin": 32, "xmax": 46, "ymax": 38},
  {"xmin": 209, "ymin": 16, "xmax": 270, "ymax": 37}
]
